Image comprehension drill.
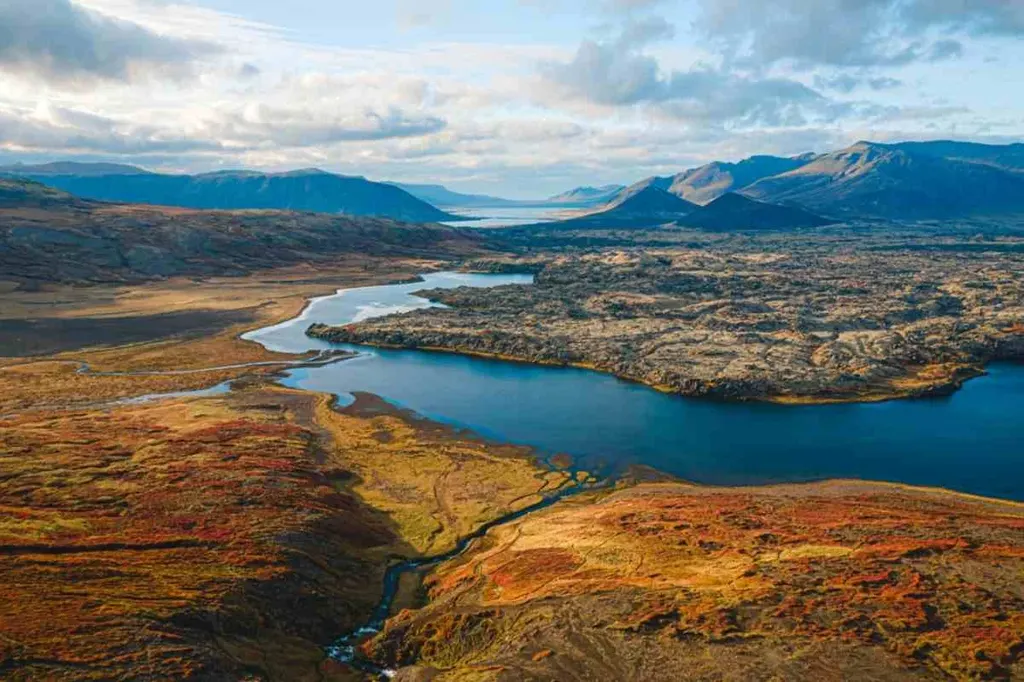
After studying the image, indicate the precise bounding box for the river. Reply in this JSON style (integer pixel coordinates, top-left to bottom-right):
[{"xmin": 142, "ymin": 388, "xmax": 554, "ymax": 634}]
[{"xmin": 242, "ymin": 272, "xmax": 1024, "ymax": 502}]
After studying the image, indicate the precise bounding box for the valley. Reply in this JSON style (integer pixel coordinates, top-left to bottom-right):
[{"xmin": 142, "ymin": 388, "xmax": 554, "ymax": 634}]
[{"xmin": 2, "ymin": 146, "xmax": 1024, "ymax": 681}]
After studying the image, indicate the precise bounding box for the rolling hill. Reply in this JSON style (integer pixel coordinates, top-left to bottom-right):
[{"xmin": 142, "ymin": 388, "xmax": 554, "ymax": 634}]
[
  {"xmin": 886, "ymin": 140, "xmax": 1024, "ymax": 171},
  {"xmin": 741, "ymin": 142, "xmax": 1024, "ymax": 219},
  {"xmin": 0, "ymin": 178, "xmax": 485, "ymax": 283},
  {"xmin": 0, "ymin": 164, "xmax": 458, "ymax": 222}
]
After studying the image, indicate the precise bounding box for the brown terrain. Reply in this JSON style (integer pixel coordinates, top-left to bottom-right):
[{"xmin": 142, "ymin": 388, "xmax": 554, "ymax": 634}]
[
  {"xmin": 367, "ymin": 481, "xmax": 1024, "ymax": 681},
  {"xmin": 0, "ymin": 380, "xmax": 569, "ymax": 681},
  {"xmin": 2, "ymin": 185, "xmax": 1023, "ymax": 680},
  {"xmin": 310, "ymin": 231, "xmax": 1024, "ymax": 403}
]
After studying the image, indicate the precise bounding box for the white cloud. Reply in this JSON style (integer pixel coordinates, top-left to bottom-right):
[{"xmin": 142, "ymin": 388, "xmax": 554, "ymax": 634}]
[
  {"xmin": 0, "ymin": 0, "xmax": 1018, "ymax": 196},
  {"xmin": 0, "ymin": 0, "xmax": 221, "ymax": 85}
]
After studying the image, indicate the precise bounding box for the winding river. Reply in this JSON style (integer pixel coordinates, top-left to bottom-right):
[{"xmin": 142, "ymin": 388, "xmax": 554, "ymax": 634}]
[{"xmin": 243, "ymin": 272, "xmax": 1024, "ymax": 502}]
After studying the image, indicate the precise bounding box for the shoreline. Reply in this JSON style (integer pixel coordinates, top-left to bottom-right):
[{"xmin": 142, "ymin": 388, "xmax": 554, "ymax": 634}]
[{"xmin": 302, "ymin": 331, "xmax": 1004, "ymax": 407}]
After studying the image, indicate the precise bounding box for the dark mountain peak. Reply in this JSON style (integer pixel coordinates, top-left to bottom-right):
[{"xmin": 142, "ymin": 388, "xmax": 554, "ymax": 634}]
[
  {"xmin": 611, "ymin": 184, "xmax": 696, "ymax": 214},
  {"xmin": 682, "ymin": 191, "xmax": 833, "ymax": 231},
  {"xmin": 704, "ymin": 191, "xmax": 760, "ymax": 210}
]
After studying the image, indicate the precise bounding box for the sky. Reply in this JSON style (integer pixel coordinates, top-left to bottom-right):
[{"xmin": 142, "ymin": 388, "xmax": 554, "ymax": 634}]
[{"xmin": 0, "ymin": 0, "xmax": 1022, "ymax": 197}]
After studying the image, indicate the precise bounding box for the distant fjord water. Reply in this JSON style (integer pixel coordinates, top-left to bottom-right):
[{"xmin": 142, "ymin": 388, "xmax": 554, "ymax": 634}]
[{"xmin": 244, "ymin": 272, "xmax": 1024, "ymax": 502}]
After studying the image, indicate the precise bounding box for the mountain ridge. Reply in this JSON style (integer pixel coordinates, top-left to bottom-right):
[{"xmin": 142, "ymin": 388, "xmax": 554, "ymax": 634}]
[
  {"xmin": 0, "ymin": 164, "xmax": 458, "ymax": 222},
  {"xmin": 741, "ymin": 141, "xmax": 1024, "ymax": 219}
]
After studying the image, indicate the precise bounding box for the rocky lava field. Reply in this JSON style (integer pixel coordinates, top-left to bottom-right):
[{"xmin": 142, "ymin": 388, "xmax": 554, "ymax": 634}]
[{"xmin": 311, "ymin": 231, "xmax": 1024, "ymax": 403}]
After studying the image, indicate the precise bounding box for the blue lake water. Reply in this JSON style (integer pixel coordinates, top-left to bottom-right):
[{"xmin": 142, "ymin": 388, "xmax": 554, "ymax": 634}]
[{"xmin": 244, "ymin": 272, "xmax": 1024, "ymax": 502}]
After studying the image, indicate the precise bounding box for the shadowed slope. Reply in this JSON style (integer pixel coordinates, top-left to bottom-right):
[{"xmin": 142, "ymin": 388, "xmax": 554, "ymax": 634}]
[
  {"xmin": 742, "ymin": 142, "xmax": 1024, "ymax": 219},
  {"xmin": 0, "ymin": 178, "xmax": 486, "ymax": 283},
  {"xmin": 1, "ymin": 165, "xmax": 457, "ymax": 222},
  {"xmin": 680, "ymin": 192, "xmax": 834, "ymax": 230}
]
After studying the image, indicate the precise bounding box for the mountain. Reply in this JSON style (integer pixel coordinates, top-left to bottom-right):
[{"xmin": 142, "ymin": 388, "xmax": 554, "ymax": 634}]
[
  {"xmin": 0, "ymin": 161, "xmax": 152, "ymax": 177},
  {"xmin": 0, "ymin": 178, "xmax": 485, "ymax": 283},
  {"xmin": 392, "ymin": 182, "xmax": 628, "ymax": 209},
  {"xmin": 524, "ymin": 186, "xmax": 697, "ymax": 230},
  {"xmin": 680, "ymin": 192, "xmax": 834, "ymax": 231},
  {"xmin": 545, "ymin": 184, "xmax": 626, "ymax": 207},
  {"xmin": 886, "ymin": 140, "xmax": 1024, "ymax": 172},
  {"xmin": 606, "ymin": 185, "xmax": 697, "ymax": 215},
  {"xmin": 0, "ymin": 165, "xmax": 458, "ymax": 222},
  {"xmin": 668, "ymin": 155, "xmax": 814, "ymax": 205},
  {"xmin": 602, "ymin": 154, "xmax": 814, "ymax": 209},
  {"xmin": 387, "ymin": 182, "xmax": 519, "ymax": 208},
  {"xmin": 741, "ymin": 142, "xmax": 1024, "ymax": 219}
]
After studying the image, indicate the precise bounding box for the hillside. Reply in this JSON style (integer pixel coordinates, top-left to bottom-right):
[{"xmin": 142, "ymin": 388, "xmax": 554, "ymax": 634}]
[
  {"xmin": 680, "ymin": 192, "xmax": 834, "ymax": 230},
  {"xmin": 0, "ymin": 179, "xmax": 485, "ymax": 284},
  {"xmin": 742, "ymin": 142, "xmax": 1024, "ymax": 219},
  {"xmin": 888, "ymin": 140, "xmax": 1024, "ymax": 171},
  {"xmin": 529, "ymin": 185, "xmax": 696, "ymax": 230},
  {"xmin": 546, "ymin": 184, "xmax": 625, "ymax": 207},
  {"xmin": 669, "ymin": 154, "xmax": 814, "ymax": 205},
  {"xmin": 0, "ymin": 165, "xmax": 458, "ymax": 222},
  {"xmin": 0, "ymin": 178, "xmax": 89, "ymax": 209}
]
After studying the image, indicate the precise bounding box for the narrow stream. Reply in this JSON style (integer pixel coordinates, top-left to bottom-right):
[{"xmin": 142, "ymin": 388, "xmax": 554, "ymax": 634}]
[{"xmin": 327, "ymin": 479, "xmax": 597, "ymax": 676}]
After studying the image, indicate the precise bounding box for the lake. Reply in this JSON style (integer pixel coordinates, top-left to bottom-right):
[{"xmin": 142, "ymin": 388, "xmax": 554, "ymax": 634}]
[
  {"xmin": 243, "ymin": 272, "xmax": 1024, "ymax": 502},
  {"xmin": 442, "ymin": 206, "xmax": 566, "ymax": 228}
]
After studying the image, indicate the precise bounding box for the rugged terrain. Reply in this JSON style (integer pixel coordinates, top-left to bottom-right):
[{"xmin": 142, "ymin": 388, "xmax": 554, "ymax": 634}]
[
  {"xmin": 742, "ymin": 142, "xmax": 1024, "ymax": 219},
  {"xmin": 365, "ymin": 480, "xmax": 1024, "ymax": 681},
  {"xmin": 0, "ymin": 178, "xmax": 487, "ymax": 284},
  {"xmin": 0, "ymin": 379, "xmax": 568, "ymax": 681},
  {"xmin": 3, "ymin": 179, "xmax": 1024, "ymax": 681},
  {"xmin": 0, "ymin": 244, "xmax": 575, "ymax": 681},
  {"xmin": 0, "ymin": 178, "xmax": 483, "ymax": 284},
  {"xmin": 310, "ymin": 233, "xmax": 1024, "ymax": 402}
]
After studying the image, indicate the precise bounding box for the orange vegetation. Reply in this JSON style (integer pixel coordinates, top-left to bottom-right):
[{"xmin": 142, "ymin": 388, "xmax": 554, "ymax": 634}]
[
  {"xmin": 370, "ymin": 481, "xmax": 1024, "ymax": 681},
  {"xmin": 0, "ymin": 385, "xmax": 562, "ymax": 681}
]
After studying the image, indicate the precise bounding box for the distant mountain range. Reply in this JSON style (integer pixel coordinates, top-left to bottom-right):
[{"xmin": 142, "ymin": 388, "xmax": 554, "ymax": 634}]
[
  {"xmin": 588, "ymin": 140, "xmax": 1024, "ymax": 223},
  {"xmin": 741, "ymin": 142, "xmax": 1024, "ymax": 219},
  {"xmin": 530, "ymin": 185, "xmax": 834, "ymax": 232},
  {"xmin": 0, "ymin": 177, "xmax": 483, "ymax": 283},
  {"xmin": 390, "ymin": 181, "xmax": 626, "ymax": 209},
  {"xmin": 6, "ymin": 138, "xmax": 1023, "ymax": 229},
  {"xmin": 0, "ymin": 163, "xmax": 459, "ymax": 223},
  {"xmin": 545, "ymin": 184, "xmax": 626, "ymax": 207},
  {"xmin": 386, "ymin": 182, "xmax": 521, "ymax": 208},
  {"xmin": 668, "ymin": 154, "xmax": 815, "ymax": 205}
]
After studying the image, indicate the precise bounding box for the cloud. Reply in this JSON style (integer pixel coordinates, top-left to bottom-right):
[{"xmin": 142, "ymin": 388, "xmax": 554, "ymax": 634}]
[
  {"xmin": 0, "ymin": 105, "xmax": 222, "ymax": 154},
  {"xmin": 198, "ymin": 105, "xmax": 447, "ymax": 147},
  {"xmin": 693, "ymin": 0, "xmax": 1020, "ymax": 69},
  {"xmin": 537, "ymin": 19, "xmax": 836, "ymax": 127},
  {"xmin": 0, "ymin": 0, "xmax": 221, "ymax": 84},
  {"xmin": 814, "ymin": 74, "xmax": 903, "ymax": 93},
  {"xmin": 903, "ymin": 0, "xmax": 1024, "ymax": 36}
]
